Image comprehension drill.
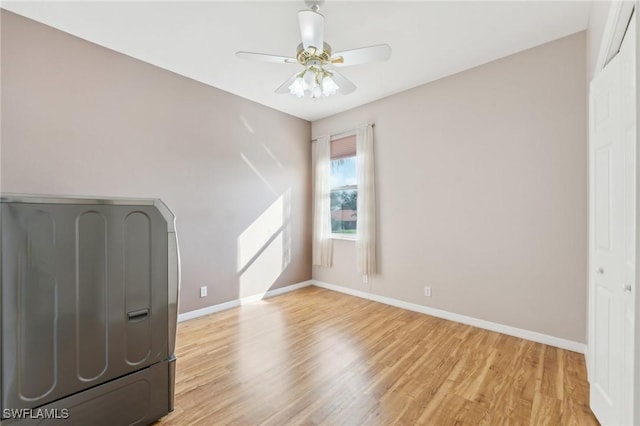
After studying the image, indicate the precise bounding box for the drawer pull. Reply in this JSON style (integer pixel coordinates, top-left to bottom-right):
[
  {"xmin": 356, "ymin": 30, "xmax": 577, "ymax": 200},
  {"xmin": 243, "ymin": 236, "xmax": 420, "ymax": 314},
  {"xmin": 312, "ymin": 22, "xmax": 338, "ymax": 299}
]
[{"xmin": 127, "ymin": 309, "xmax": 149, "ymax": 321}]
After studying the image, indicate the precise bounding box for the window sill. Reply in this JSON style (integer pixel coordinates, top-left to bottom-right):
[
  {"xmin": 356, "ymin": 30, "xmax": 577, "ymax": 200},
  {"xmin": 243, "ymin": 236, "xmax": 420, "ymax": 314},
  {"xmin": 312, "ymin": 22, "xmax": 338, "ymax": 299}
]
[{"xmin": 331, "ymin": 233, "xmax": 357, "ymax": 241}]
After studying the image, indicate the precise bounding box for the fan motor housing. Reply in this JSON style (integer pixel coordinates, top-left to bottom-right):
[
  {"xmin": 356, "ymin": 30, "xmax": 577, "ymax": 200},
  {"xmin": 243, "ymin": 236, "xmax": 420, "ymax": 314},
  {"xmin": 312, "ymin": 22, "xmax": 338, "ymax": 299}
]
[{"xmin": 296, "ymin": 42, "xmax": 332, "ymax": 66}]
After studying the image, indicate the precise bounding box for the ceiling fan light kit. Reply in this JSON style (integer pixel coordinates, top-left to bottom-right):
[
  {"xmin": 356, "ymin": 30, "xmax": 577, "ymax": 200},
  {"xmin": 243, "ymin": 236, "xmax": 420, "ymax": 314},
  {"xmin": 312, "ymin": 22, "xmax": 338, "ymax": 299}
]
[
  {"xmin": 236, "ymin": 2, "xmax": 391, "ymax": 99},
  {"xmin": 289, "ymin": 61, "xmax": 339, "ymax": 99}
]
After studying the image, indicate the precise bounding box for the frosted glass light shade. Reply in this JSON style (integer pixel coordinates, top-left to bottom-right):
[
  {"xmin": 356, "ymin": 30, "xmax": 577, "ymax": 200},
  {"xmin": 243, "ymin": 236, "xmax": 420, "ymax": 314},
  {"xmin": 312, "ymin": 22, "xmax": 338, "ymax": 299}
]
[
  {"xmin": 322, "ymin": 76, "xmax": 339, "ymax": 96},
  {"xmin": 289, "ymin": 66, "xmax": 341, "ymax": 98},
  {"xmin": 288, "ymin": 77, "xmax": 305, "ymax": 97}
]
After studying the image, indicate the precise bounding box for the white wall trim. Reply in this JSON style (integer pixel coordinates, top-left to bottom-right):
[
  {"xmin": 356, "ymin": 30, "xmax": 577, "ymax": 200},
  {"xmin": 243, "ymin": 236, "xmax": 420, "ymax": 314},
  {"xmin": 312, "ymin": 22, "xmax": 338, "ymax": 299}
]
[
  {"xmin": 177, "ymin": 280, "xmax": 313, "ymax": 322},
  {"xmin": 313, "ymin": 280, "xmax": 586, "ymax": 354}
]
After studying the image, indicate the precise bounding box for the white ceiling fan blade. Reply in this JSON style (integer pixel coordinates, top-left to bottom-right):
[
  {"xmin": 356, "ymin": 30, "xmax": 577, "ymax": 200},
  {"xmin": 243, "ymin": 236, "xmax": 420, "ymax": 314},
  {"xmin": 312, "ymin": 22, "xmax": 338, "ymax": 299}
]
[
  {"xmin": 331, "ymin": 44, "xmax": 392, "ymax": 67},
  {"xmin": 275, "ymin": 72, "xmax": 301, "ymax": 94},
  {"xmin": 330, "ymin": 70, "xmax": 356, "ymax": 95},
  {"xmin": 236, "ymin": 51, "xmax": 297, "ymax": 64},
  {"xmin": 298, "ymin": 10, "xmax": 324, "ymax": 51}
]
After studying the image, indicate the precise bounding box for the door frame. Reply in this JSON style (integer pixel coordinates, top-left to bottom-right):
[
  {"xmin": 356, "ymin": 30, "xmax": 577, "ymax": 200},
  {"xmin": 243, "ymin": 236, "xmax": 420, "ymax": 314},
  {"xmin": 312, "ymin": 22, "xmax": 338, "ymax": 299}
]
[
  {"xmin": 635, "ymin": 3, "xmax": 640, "ymax": 424},
  {"xmin": 595, "ymin": 2, "xmax": 635, "ymax": 72},
  {"xmin": 589, "ymin": 1, "xmax": 638, "ymax": 423}
]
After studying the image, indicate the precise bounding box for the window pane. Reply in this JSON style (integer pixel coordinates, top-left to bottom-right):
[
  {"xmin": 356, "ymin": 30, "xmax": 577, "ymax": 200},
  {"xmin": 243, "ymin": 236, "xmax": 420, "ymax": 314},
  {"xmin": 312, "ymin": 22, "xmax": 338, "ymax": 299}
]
[
  {"xmin": 331, "ymin": 189, "xmax": 357, "ymax": 234},
  {"xmin": 330, "ymin": 156, "xmax": 357, "ymax": 188}
]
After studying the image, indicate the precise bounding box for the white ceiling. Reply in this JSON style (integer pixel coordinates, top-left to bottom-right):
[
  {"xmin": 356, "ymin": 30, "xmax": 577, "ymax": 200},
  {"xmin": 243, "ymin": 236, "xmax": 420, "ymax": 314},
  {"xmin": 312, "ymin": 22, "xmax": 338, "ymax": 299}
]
[{"xmin": 2, "ymin": 1, "xmax": 592, "ymax": 121}]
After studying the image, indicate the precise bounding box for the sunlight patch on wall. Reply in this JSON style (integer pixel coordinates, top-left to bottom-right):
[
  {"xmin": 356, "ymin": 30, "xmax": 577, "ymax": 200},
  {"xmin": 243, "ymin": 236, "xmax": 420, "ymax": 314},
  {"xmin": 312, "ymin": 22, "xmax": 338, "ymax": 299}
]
[
  {"xmin": 261, "ymin": 142, "xmax": 284, "ymax": 169},
  {"xmin": 237, "ymin": 194, "xmax": 284, "ymax": 273},
  {"xmin": 240, "ymin": 153, "xmax": 278, "ymax": 195},
  {"xmin": 237, "ymin": 189, "xmax": 292, "ymax": 300},
  {"xmin": 239, "ymin": 115, "xmax": 254, "ymax": 134},
  {"xmin": 239, "ymin": 228, "xmax": 285, "ymax": 299}
]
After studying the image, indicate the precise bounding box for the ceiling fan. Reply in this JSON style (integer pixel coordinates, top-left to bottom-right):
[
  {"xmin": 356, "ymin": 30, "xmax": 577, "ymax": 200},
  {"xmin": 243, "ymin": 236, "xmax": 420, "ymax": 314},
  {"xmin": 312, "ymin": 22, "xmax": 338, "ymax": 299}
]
[{"xmin": 235, "ymin": 1, "xmax": 392, "ymax": 99}]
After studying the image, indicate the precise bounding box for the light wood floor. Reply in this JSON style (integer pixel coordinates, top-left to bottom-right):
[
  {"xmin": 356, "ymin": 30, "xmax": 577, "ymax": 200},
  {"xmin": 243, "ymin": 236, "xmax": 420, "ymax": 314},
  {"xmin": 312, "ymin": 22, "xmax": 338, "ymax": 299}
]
[{"xmin": 156, "ymin": 286, "xmax": 598, "ymax": 425}]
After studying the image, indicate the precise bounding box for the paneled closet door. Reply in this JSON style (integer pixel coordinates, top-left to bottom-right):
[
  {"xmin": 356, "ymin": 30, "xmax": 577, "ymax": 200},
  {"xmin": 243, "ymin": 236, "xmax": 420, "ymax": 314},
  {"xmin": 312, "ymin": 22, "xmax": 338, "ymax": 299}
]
[{"xmin": 589, "ymin": 14, "xmax": 636, "ymax": 426}]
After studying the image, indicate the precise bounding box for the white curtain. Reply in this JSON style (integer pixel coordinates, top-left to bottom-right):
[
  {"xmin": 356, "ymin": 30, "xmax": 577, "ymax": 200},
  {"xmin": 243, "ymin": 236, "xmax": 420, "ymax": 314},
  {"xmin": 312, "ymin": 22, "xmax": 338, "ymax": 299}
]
[
  {"xmin": 356, "ymin": 124, "xmax": 376, "ymax": 279},
  {"xmin": 312, "ymin": 135, "xmax": 333, "ymax": 267}
]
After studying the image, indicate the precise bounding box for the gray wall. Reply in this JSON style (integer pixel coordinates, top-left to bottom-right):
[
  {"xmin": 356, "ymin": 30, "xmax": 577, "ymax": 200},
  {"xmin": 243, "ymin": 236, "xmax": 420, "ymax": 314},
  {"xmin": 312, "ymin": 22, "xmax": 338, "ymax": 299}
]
[
  {"xmin": 312, "ymin": 32, "xmax": 588, "ymax": 343},
  {"xmin": 1, "ymin": 10, "xmax": 312, "ymax": 314}
]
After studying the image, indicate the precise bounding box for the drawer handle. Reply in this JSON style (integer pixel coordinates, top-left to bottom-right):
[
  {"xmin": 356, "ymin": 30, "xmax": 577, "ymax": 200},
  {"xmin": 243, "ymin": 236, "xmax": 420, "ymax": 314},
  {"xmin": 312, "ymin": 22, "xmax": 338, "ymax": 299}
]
[{"xmin": 127, "ymin": 308, "xmax": 149, "ymax": 321}]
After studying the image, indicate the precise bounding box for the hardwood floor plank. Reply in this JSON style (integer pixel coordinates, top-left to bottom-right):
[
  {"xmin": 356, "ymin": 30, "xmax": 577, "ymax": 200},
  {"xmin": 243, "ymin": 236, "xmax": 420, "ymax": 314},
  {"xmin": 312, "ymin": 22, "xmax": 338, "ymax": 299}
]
[
  {"xmin": 155, "ymin": 286, "xmax": 597, "ymax": 425},
  {"xmin": 530, "ymin": 393, "xmax": 562, "ymax": 426},
  {"xmin": 561, "ymin": 351, "xmax": 600, "ymax": 426},
  {"xmin": 541, "ymin": 346, "xmax": 564, "ymax": 400}
]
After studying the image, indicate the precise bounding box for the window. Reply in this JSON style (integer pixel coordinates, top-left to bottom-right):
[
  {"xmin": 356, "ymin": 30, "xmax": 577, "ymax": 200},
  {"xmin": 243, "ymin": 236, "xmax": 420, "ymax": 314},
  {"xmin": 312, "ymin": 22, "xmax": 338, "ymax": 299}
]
[{"xmin": 330, "ymin": 135, "xmax": 357, "ymax": 238}]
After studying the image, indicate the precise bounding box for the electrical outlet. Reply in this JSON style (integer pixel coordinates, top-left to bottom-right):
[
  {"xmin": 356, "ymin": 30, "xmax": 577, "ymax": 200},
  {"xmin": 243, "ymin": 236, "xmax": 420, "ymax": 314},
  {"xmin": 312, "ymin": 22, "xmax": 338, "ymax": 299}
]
[
  {"xmin": 424, "ymin": 286, "xmax": 431, "ymax": 297},
  {"xmin": 200, "ymin": 286, "xmax": 208, "ymax": 298}
]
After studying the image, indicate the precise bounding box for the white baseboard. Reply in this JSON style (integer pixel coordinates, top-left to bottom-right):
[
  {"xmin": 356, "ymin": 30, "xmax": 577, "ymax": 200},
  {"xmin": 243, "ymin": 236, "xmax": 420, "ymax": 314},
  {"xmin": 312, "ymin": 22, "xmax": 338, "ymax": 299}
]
[
  {"xmin": 312, "ymin": 280, "xmax": 586, "ymax": 354},
  {"xmin": 177, "ymin": 280, "xmax": 313, "ymax": 322}
]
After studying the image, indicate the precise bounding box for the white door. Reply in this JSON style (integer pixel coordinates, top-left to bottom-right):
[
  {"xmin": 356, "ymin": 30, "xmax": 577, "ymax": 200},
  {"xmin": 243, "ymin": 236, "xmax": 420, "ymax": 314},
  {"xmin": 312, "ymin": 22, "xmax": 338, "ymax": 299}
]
[{"xmin": 589, "ymin": 15, "xmax": 636, "ymax": 426}]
